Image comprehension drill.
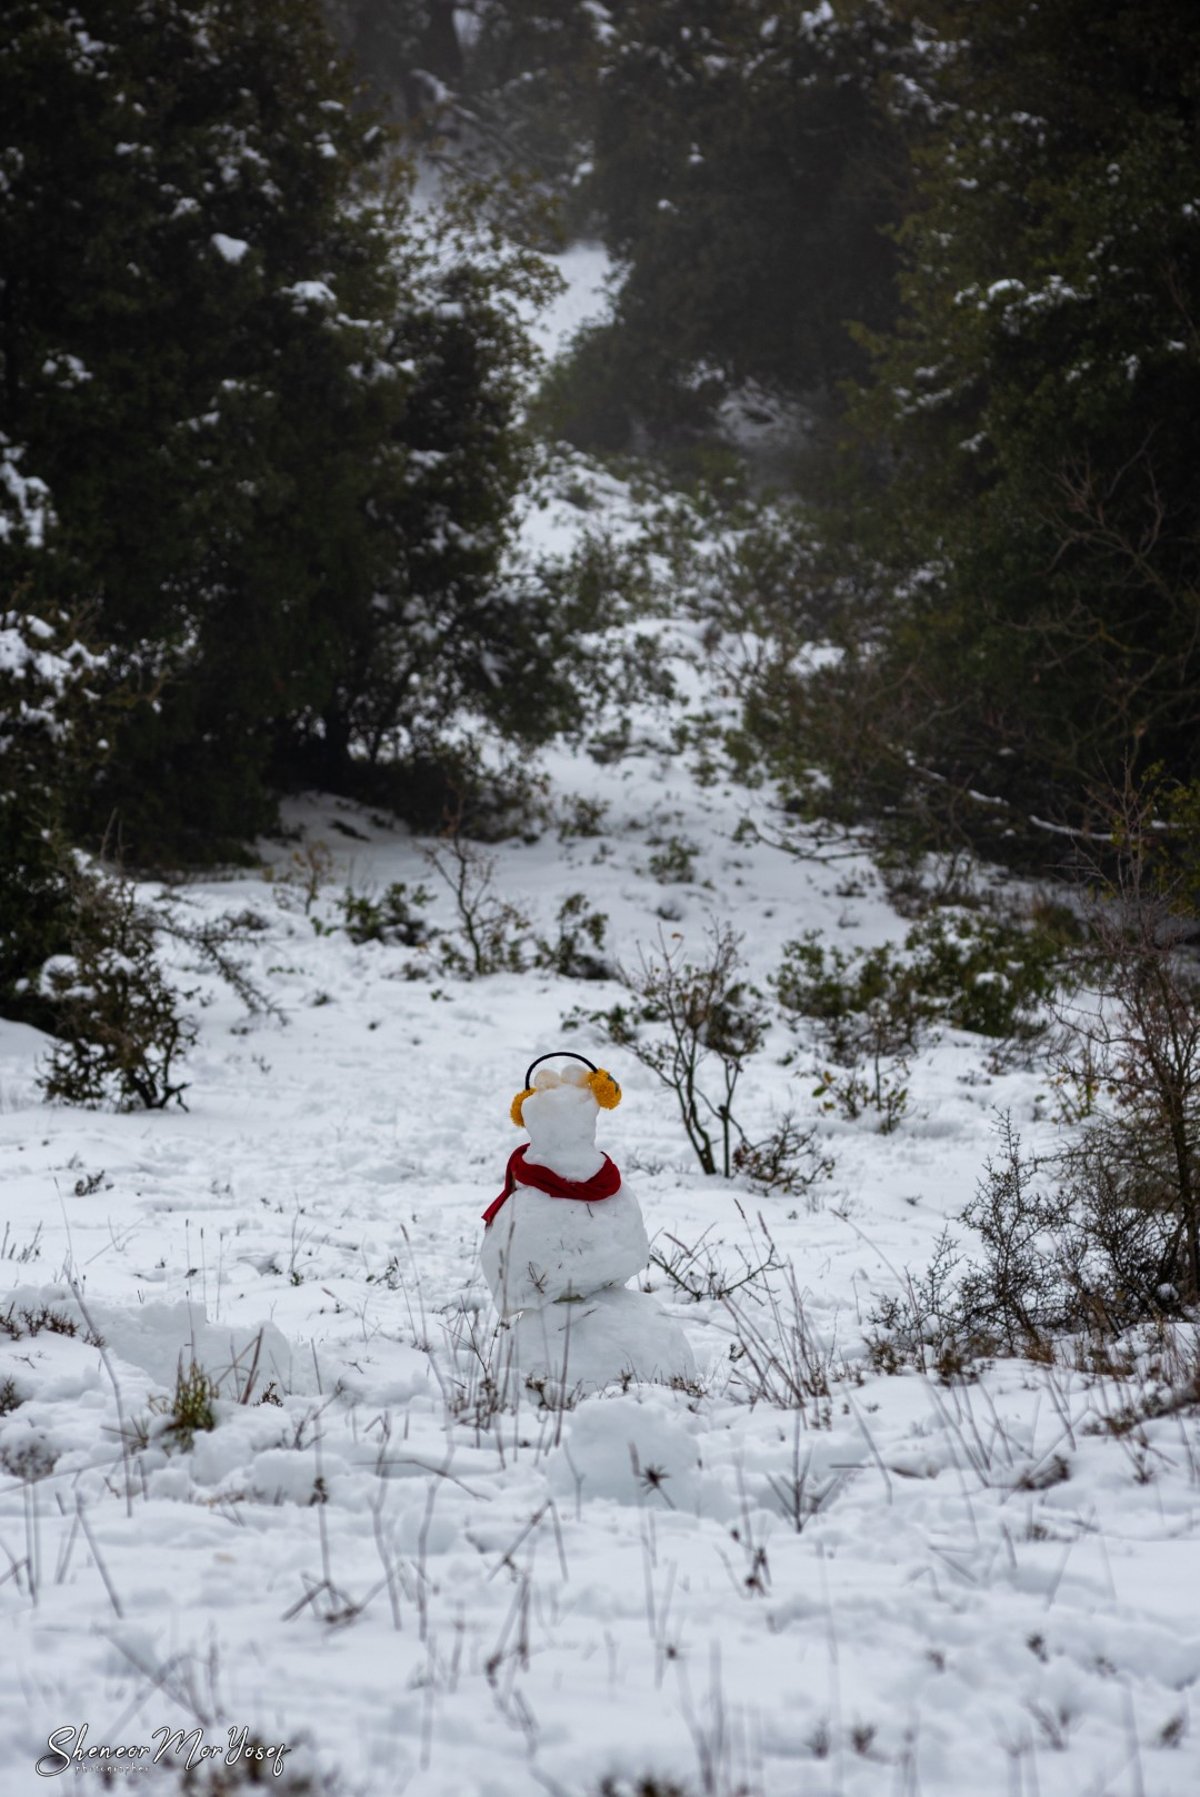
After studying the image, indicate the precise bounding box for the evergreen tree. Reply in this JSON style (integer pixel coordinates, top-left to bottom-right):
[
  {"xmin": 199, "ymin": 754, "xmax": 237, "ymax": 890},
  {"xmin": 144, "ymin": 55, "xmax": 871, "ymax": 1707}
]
[
  {"xmin": 455, "ymin": 0, "xmax": 602, "ymax": 213},
  {"xmin": 588, "ymin": 0, "xmax": 907, "ymax": 426},
  {"xmin": 846, "ymin": 0, "xmax": 1200, "ymax": 843},
  {"xmin": 0, "ymin": 603, "xmax": 121, "ymax": 1028},
  {"xmin": 323, "ymin": 1, "xmax": 463, "ymax": 122},
  {"xmin": 1, "ymin": 0, "xmax": 552, "ymax": 859},
  {"xmin": 456, "ymin": 1, "xmax": 911, "ymax": 447}
]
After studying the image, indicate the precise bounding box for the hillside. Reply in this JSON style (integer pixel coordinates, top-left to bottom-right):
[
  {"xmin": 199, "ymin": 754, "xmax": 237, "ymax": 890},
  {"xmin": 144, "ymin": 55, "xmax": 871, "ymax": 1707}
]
[{"xmin": 3, "ymin": 414, "xmax": 1199, "ymax": 1795}]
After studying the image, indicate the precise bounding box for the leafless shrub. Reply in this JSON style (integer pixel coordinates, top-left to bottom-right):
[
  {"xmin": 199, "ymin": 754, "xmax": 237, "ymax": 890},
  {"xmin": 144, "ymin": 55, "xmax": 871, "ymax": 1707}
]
[
  {"xmin": 723, "ymin": 1257, "xmax": 845, "ymax": 1423},
  {"xmin": 266, "ymin": 840, "xmax": 333, "ymax": 914},
  {"xmin": 730, "ymin": 1111, "xmax": 834, "ymax": 1201},
  {"xmin": 1052, "ymin": 793, "xmax": 1200, "ymax": 1304},
  {"xmin": 0, "ymin": 1221, "xmax": 42, "ymax": 1262},
  {"xmin": 0, "ymin": 1302, "xmax": 104, "ymax": 1348},
  {"xmin": 812, "ymin": 1056, "xmax": 910, "ymax": 1135},
  {"xmin": 156, "ymin": 903, "xmax": 287, "ymax": 1022},
  {"xmin": 649, "ymin": 1225, "xmax": 780, "ymax": 1304},
  {"xmin": 435, "ymin": 1303, "xmax": 518, "ymax": 1441},
  {"xmin": 594, "ymin": 1774, "xmax": 694, "ymax": 1797},
  {"xmin": 424, "ymin": 811, "xmax": 531, "ymax": 977},
  {"xmin": 766, "ymin": 1437, "xmax": 846, "ymax": 1533},
  {"xmin": 865, "ymin": 1231, "xmax": 974, "ymax": 1380},
  {"xmin": 869, "ymin": 1103, "xmax": 1196, "ymax": 1379},
  {"xmin": 593, "ymin": 923, "xmax": 767, "ymax": 1178}
]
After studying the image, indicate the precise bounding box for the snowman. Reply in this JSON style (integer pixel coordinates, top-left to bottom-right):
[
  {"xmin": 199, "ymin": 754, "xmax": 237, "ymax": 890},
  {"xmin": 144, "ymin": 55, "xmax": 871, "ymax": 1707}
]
[{"xmin": 480, "ymin": 1051, "xmax": 696, "ymax": 1395}]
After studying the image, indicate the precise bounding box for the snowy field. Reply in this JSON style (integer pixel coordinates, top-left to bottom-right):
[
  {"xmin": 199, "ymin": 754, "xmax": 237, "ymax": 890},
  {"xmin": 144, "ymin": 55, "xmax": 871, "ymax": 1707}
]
[
  {"xmin": 3, "ymin": 269, "xmax": 1200, "ymax": 1797},
  {"xmin": 3, "ymin": 583, "xmax": 1199, "ymax": 1794}
]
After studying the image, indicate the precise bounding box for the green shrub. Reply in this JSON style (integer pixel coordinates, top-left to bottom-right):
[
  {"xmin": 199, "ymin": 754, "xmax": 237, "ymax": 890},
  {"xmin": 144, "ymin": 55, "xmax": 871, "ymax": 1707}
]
[
  {"xmin": 777, "ymin": 907, "xmax": 1068, "ymax": 1065},
  {"xmin": 647, "ymin": 836, "xmax": 699, "ymax": 885},
  {"xmin": 152, "ymin": 1359, "xmax": 219, "ymax": 1451},
  {"xmin": 534, "ymin": 892, "xmax": 611, "ymax": 980},
  {"xmin": 558, "ymin": 795, "xmax": 610, "ymax": 840},
  {"xmin": 339, "ymin": 882, "xmax": 432, "ymax": 947},
  {"xmin": 903, "ymin": 910, "xmax": 1065, "ymax": 1044},
  {"xmin": 0, "ymin": 604, "xmax": 123, "ymax": 1033},
  {"xmin": 39, "ymin": 866, "xmax": 197, "ymax": 1111}
]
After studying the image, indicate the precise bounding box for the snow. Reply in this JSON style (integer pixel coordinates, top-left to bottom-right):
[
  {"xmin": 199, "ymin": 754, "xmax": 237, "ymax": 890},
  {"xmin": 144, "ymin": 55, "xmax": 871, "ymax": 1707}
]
[
  {"xmin": 283, "ymin": 280, "xmax": 336, "ymax": 307},
  {"xmin": 0, "ymin": 437, "xmax": 53, "ymax": 547},
  {"xmin": 2, "ymin": 264, "xmax": 1200, "ymax": 1797},
  {"xmin": 511, "ymin": 1283, "xmax": 696, "ymax": 1394},
  {"xmin": 210, "ymin": 232, "xmax": 251, "ymax": 265},
  {"xmin": 3, "ymin": 641, "xmax": 1197, "ymax": 1796},
  {"xmin": 482, "ymin": 1176, "xmax": 650, "ymax": 1316},
  {"xmin": 522, "ymin": 240, "xmax": 613, "ymax": 361}
]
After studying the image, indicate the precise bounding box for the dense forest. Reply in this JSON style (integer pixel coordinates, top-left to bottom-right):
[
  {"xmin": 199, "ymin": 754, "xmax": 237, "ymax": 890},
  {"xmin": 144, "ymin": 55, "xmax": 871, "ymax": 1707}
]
[{"xmin": 3, "ymin": 0, "xmax": 1199, "ymax": 1051}]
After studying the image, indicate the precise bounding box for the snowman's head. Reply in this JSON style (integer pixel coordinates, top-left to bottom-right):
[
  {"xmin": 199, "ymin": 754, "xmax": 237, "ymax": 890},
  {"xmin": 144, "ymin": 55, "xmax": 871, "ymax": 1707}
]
[{"xmin": 511, "ymin": 1054, "xmax": 620, "ymax": 1158}]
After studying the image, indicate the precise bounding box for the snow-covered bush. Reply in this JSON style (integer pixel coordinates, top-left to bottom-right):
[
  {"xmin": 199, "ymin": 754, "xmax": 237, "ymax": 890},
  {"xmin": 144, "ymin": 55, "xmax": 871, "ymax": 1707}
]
[
  {"xmin": 1, "ymin": 603, "xmax": 198, "ymax": 1111},
  {"xmin": 646, "ymin": 835, "xmax": 699, "ymax": 885},
  {"xmin": 904, "ymin": 909, "xmax": 1067, "ymax": 1049},
  {"xmin": 777, "ymin": 906, "xmax": 1068, "ymax": 1071},
  {"xmin": 0, "ymin": 604, "xmax": 115, "ymax": 1029},
  {"xmin": 39, "ymin": 866, "xmax": 198, "ymax": 1112},
  {"xmin": 338, "ymin": 880, "xmax": 433, "ymax": 948},
  {"xmin": 533, "ymin": 891, "xmax": 611, "ymax": 981},
  {"xmin": 776, "ymin": 935, "xmax": 922, "ymax": 1067},
  {"xmin": 0, "ymin": 434, "xmax": 53, "ymax": 551}
]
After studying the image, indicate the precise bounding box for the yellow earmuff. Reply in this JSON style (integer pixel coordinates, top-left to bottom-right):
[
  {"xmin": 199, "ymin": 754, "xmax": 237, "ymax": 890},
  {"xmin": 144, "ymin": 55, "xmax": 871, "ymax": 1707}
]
[
  {"xmin": 510, "ymin": 1086, "xmax": 535, "ymax": 1126},
  {"xmin": 586, "ymin": 1068, "xmax": 621, "ymax": 1109},
  {"xmin": 510, "ymin": 1059, "xmax": 621, "ymax": 1126}
]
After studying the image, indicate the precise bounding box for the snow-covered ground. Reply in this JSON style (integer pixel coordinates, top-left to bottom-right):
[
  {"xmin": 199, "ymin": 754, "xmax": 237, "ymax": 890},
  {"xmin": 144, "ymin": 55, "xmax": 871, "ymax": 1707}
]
[
  {"xmin": 2, "ymin": 257, "xmax": 1199, "ymax": 1797},
  {"xmin": 524, "ymin": 239, "xmax": 613, "ymax": 360},
  {"xmin": 4, "ymin": 603, "xmax": 1199, "ymax": 1793}
]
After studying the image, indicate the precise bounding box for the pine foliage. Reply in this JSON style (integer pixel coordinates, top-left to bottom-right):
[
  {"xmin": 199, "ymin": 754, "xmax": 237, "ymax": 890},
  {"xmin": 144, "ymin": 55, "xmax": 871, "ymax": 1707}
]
[
  {"xmin": 0, "ymin": 0, "xmax": 556, "ymax": 858},
  {"xmin": 847, "ymin": 0, "xmax": 1200, "ymax": 838}
]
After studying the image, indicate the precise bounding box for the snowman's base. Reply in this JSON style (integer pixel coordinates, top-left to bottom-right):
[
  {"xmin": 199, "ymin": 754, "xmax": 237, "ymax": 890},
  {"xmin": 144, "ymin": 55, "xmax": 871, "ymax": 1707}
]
[{"xmin": 508, "ymin": 1285, "xmax": 697, "ymax": 1398}]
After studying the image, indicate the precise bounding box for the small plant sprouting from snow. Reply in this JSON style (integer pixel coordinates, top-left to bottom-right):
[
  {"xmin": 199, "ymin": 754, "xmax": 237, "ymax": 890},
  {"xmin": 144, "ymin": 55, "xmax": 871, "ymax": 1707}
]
[{"xmin": 152, "ymin": 1359, "xmax": 220, "ymax": 1451}]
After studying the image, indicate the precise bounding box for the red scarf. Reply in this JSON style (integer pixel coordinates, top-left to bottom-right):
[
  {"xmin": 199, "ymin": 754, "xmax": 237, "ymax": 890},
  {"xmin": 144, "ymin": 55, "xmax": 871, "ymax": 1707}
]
[{"xmin": 482, "ymin": 1146, "xmax": 621, "ymax": 1225}]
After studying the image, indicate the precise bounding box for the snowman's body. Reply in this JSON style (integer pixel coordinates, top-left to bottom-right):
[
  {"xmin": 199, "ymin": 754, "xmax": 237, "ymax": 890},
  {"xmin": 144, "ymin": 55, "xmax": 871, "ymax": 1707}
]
[
  {"xmin": 481, "ymin": 1066, "xmax": 695, "ymax": 1394},
  {"xmin": 480, "ymin": 1176, "xmax": 649, "ymax": 1315}
]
